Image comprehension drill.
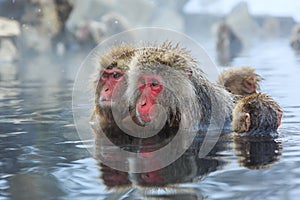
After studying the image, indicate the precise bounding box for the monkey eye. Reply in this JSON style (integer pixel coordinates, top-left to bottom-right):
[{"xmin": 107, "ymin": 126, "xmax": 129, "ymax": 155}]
[
  {"xmin": 113, "ymin": 72, "xmax": 122, "ymax": 79},
  {"xmin": 151, "ymin": 79, "xmax": 160, "ymax": 87},
  {"xmin": 150, "ymin": 79, "xmax": 162, "ymax": 93},
  {"xmin": 102, "ymin": 72, "xmax": 109, "ymax": 79},
  {"xmin": 138, "ymin": 78, "xmax": 146, "ymax": 91},
  {"xmin": 139, "ymin": 78, "xmax": 146, "ymax": 85}
]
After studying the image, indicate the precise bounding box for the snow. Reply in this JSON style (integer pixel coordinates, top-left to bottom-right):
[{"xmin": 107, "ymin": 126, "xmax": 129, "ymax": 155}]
[{"xmin": 183, "ymin": 0, "xmax": 300, "ymax": 22}]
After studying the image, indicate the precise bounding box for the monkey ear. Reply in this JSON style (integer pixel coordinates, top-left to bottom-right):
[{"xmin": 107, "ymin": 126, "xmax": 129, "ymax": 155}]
[
  {"xmin": 244, "ymin": 113, "xmax": 251, "ymax": 132},
  {"xmin": 277, "ymin": 112, "xmax": 283, "ymax": 128},
  {"xmin": 246, "ymin": 76, "xmax": 257, "ymax": 93}
]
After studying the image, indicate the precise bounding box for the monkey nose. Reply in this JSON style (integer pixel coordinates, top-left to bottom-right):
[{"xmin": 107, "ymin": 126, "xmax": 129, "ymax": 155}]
[{"xmin": 139, "ymin": 99, "xmax": 147, "ymax": 107}]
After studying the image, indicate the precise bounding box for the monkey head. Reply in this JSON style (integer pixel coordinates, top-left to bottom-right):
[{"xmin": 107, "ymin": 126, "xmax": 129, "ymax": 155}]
[
  {"xmin": 135, "ymin": 74, "xmax": 163, "ymax": 122},
  {"xmin": 232, "ymin": 93, "xmax": 282, "ymax": 136},
  {"xmin": 94, "ymin": 45, "xmax": 135, "ymax": 110},
  {"xmin": 126, "ymin": 42, "xmax": 200, "ymax": 128},
  {"xmin": 217, "ymin": 66, "xmax": 262, "ymax": 96},
  {"xmin": 91, "ymin": 45, "xmax": 136, "ymax": 127},
  {"xmin": 98, "ymin": 66, "xmax": 125, "ymax": 108}
]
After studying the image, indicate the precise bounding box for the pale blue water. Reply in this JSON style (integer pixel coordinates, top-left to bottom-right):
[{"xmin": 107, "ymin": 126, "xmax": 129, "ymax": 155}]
[{"xmin": 0, "ymin": 38, "xmax": 300, "ymax": 200}]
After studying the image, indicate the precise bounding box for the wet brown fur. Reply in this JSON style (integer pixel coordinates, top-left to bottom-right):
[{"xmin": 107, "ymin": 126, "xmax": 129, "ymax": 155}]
[
  {"xmin": 91, "ymin": 44, "xmax": 136, "ymax": 128},
  {"xmin": 232, "ymin": 93, "xmax": 282, "ymax": 135},
  {"xmin": 127, "ymin": 42, "xmax": 234, "ymax": 130},
  {"xmin": 217, "ymin": 66, "xmax": 262, "ymax": 96}
]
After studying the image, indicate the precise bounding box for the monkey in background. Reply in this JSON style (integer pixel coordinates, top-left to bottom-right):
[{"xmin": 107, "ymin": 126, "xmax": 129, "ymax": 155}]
[
  {"xmin": 217, "ymin": 66, "xmax": 262, "ymax": 96},
  {"xmin": 215, "ymin": 22, "xmax": 243, "ymax": 65},
  {"xmin": 232, "ymin": 93, "xmax": 282, "ymax": 137},
  {"xmin": 218, "ymin": 66, "xmax": 283, "ymax": 137}
]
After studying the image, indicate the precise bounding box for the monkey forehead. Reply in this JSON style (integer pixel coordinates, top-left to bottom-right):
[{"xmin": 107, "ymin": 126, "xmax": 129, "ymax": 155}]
[
  {"xmin": 103, "ymin": 68, "xmax": 124, "ymax": 74},
  {"xmin": 132, "ymin": 64, "xmax": 188, "ymax": 79},
  {"xmin": 99, "ymin": 45, "xmax": 136, "ymax": 70},
  {"xmin": 237, "ymin": 93, "xmax": 281, "ymax": 113},
  {"xmin": 218, "ymin": 66, "xmax": 262, "ymax": 83},
  {"xmin": 100, "ymin": 58, "xmax": 131, "ymax": 71},
  {"xmin": 133, "ymin": 42, "xmax": 197, "ymax": 70}
]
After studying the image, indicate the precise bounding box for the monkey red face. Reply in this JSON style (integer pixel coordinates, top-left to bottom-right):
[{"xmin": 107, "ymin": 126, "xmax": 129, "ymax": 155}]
[
  {"xmin": 99, "ymin": 68, "xmax": 124, "ymax": 107},
  {"xmin": 136, "ymin": 75, "xmax": 163, "ymax": 123}
]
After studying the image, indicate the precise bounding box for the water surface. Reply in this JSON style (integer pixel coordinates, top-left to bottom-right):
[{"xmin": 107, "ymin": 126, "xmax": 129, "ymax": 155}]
[{"xmin": 0, "ymin": 38, "xmax": 300, "ymax": 199}]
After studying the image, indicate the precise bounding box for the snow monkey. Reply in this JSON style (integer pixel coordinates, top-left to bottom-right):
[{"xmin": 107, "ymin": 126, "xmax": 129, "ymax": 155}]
[
  {"xmin": 217, "ymin": 66, "xmax": 262, "ymax": 96},
  {"xmin": 232, "ymin": 93, "xmax": 282, "ymax": 136},
  {"xmin": 126, "ymin": 42, "xmax": 234, "ymax": 132}
]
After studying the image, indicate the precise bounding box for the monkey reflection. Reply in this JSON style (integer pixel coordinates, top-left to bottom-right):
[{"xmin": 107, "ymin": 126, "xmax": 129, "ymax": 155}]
[
  {"xmin": 232, "ymin": 93, "xmax": 282, "ymax": 137},
  {"xmin": 100, "ymin": 163, "xmax": 131, "ymax": 189},
  {"xmin": 215, "ymin": 22, "xmax": 243, "ymax": 65},
  {"xmin": 217, "ymin": 66, "xmax": 262, "ymax": 96},
  {"xmin": 234, "ymin": 137, "xmax": 282, "ymax": 170},
  {"xmin": 97, "ymin": 133, "xmax": 228, "ymax": 189}
]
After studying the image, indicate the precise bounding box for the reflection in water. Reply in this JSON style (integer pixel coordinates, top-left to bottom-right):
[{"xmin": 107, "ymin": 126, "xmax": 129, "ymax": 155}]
[
  {"xmin": 0, "ymin": 56, "xmax": 89, "ymax": 199},
  {"xmin": 215, "ymin": 22, "xmax": 243, "ymax": 66},
  {"xmin": 234, "ymin": 136, "xmax": 282, "ymax": 170},
  {"xmin": 8, "ymin": 173, "xmax": 65, "ymax": 200},
  {"xmin": 95, "ymin": 129, "xmax": 230, "ymax": 198}
]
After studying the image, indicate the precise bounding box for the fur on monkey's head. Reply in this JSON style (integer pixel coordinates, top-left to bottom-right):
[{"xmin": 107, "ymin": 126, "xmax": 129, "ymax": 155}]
[
  {"xmin": 132, "ymin": 41, "xmax": 198, "ymax": 72},
  {"xmin": 126, "ymin": 42, "xmax": 204, "ymax": 129},
  {"xmin": 217, "ymin": 66, "xmax": 263, "ymax": 95},
  {"xmin": 93, "ymin": 44, "xmax": 135, "ymax": 88},
  {"xmin": 232, "ymin": 93, "xmax": 282, "ymax": 135},
  {"xmin": 92, "ymin": 44, "xmax": 135, "ymax": 120},
  {"xmin": 99, "ymin": 44, "xmax": 136, "ymax": 71}
]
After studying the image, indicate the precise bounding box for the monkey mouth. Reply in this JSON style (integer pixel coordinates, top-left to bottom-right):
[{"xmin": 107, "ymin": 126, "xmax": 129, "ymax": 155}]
[
  {"xmin": 99, "ymin": 98, "xmax": 115, "ymax": 107},
  {"xmin": 136, "ymin": 106, "xmax": 160, "ymax": 125},
  {"xmin": 139, "ymin": 115, "xmax": 152, "ymax": 123},
  {"xmin": 136, "ymin": 112, "xmax": 155, "ymax": 125}
]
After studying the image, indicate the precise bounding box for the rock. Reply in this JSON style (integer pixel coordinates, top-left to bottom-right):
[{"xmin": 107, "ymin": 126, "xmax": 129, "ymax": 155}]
[
  {"xmin": 0, "ymin": 38, "xmax": 19, "ymax": 62},
  {"xmin": 226, "ymin": 2, "xmax": 261, "ymax": 45},
  {"xmin": 0, "ymin": 17, "xmax": 20, "ymax": 62},
  {"xmin": 290, "ymin": 24, "xmax": 300, "ymax": 51},
  {"xmin": 0, "ymin": 17, "xmax": 20, "ymax": 37},
  {"xmin": 213, "ymin": 22, "xmax": 243, "ymax": 65}
]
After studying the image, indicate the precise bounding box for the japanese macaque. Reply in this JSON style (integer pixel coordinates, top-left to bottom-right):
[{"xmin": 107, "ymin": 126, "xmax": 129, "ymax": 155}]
[
  {"xmin": 215, "ymin": 22, "xmax": 243, "ymax": 65},
  {"xmin": 217, "ymin": 66, "xmax": 262, "ymax": 96},
  {"xmin": 232, "ymin": 93, "xmax": 283, "ymax": 136},
  {"xmin": 91, "ymin": 45, "xmax": 135, "ymax": 129},
  {"xmin": 125, "ymin": 42, "xmax": 234, "ymax": 131},
  {"xmin": 290, "ymin": 24, "xmax": 300, "ymax": 51},
  {"xmin": 94, "ymin": 42, "xmax": 234, "ymax": 187},
  {"xmin": 51, "ymin": 0, "xmax": 74, "ymax": 55},
  {"xmin": 75, "ymin": 13, "xmax": 130, "ymax": 48}
]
